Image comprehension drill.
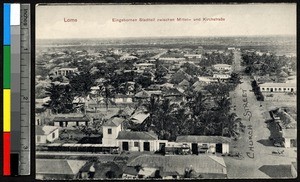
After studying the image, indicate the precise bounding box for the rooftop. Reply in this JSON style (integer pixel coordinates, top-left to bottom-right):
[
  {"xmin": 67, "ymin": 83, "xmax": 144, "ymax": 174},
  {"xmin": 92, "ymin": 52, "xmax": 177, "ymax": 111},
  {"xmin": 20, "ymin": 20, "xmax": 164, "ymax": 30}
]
[
  {"xmin": 176, "ymin": 135, "xmax": 231, "ymax": 144},
  {"xmin": 53, "ymin": 115, "xmax": 90, "ymax": 122},
  {"xmin": 117, "ymin": 131, "xmax": 158, "ymax": 140},
  {"xmin": 36, "ymin": 159, "xmax": 86, "ymax": 175},
  {"xmin": 103, "ymin": 117, "xmax": 124, "ymax": 127},
  {"xmin": 36, "ymin": 125, "xmax": 59, "ymax": 135},
  {"xmin": 259, "ymin": 82, "xmax": 296, "ymax": 88},
  {"xmin": 128, "ymin": 155, "xmax": 226, "ymax": 176}
]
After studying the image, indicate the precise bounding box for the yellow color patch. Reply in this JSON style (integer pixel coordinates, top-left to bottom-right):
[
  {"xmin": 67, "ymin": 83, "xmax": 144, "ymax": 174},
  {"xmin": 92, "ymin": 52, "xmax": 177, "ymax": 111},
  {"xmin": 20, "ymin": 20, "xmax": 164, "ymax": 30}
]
[{"xmin": 3, "ymin": 89, "xmax": 11, "ymax": 132}]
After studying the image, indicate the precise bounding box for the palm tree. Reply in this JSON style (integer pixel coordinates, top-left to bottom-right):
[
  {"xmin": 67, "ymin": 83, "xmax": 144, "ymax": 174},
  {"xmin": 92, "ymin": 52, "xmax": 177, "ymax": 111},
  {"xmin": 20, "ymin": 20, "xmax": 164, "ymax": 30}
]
[
  {"xmin": 98, "ymin": 83, "xmax": 116, "ymax": 111},
  {"xmin": 223, "ymin": 113, "xmax": 245, "ymax": 138},
  {"xmin": 186, "ymin": 91, "xmax": 207, "ymax": 118},
  {"xmin": 44, "ymin": 83, "xmax": 74, "ymax": 114}
]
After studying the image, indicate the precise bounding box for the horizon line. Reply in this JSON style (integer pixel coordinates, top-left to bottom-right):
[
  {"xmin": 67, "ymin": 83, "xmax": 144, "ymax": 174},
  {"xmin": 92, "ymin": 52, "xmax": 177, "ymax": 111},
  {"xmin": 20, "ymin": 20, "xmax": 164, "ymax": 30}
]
[{"xmin": 36, "ymin": 34, "xmax": 296, "ymax": 40}]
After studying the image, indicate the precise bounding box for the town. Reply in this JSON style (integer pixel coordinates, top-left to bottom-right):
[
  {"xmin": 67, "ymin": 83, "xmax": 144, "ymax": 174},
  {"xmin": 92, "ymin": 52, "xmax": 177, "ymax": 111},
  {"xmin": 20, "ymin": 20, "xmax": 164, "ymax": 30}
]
[{"xmin": 35, "ymin": 36, "xmax": 297, "ymax": 180}]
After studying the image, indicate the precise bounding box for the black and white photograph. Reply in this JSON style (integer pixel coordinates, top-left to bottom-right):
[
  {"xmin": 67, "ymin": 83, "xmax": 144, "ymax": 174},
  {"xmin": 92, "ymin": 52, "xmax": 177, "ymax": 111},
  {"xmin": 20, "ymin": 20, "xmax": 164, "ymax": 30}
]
[{"xmin": 35, "ymin": 4, "xmax": 297, "ymax": 180}]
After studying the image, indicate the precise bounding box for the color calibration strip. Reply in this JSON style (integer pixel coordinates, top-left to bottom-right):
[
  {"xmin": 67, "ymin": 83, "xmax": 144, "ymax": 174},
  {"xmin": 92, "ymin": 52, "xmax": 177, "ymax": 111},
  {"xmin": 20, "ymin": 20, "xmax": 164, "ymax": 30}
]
[{"xmin": 3, "ymin": 3, "xmax": 21, "ymax": 176}]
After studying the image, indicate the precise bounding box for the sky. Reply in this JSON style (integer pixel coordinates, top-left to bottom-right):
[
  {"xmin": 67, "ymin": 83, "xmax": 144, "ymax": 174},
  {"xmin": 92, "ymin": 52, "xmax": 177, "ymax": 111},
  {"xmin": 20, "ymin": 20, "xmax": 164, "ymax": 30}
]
[{"xmin": 36, "ymin": 4, "xmax": 296, "ymax": 39}]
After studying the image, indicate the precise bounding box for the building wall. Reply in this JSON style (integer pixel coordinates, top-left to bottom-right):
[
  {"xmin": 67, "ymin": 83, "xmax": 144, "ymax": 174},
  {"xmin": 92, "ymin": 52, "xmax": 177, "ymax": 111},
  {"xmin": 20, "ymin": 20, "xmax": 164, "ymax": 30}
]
[
  {"xmin": 213, "ymin": 66, "xmax": 231, "ymax": 71},
  {"xmin": 117, "ymin": 140, "xmax": 161, "ymax": 152},
  {"xmin": 260, "ymin": 86, "xmax": 296, "ymax": 93},
  {"xmin": 177, "ymin": 142, "xmax": 229, "ymax": 154},
  {"xmin": 222, "ymin": 143, "xmax": 230, "ymax": 153},
  {"xmin": 54, "ymin": 121, "xmax": 88, "ymax": 127},
  {"xmin": 284, "ymin": 138, "xmax": 291, "ymax": 148},
  {"xmin": 46, "ymin": 129, "xmax": 59, "ymax": 143},
  {"xmin": 36, "ymin": 135, "xmax": 47, "ymax": 144},
  {"xmin": 102, "ymin": 125, "xmax": 122, "ymax": 146}
]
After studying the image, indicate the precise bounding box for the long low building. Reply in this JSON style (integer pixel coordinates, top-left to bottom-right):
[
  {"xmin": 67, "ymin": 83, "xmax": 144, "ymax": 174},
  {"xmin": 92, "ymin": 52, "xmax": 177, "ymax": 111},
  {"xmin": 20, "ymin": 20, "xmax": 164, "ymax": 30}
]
[
  {"xmin": 176, "ymin": 135, "xmax": 230, "ymax": 154},
  {"xmin": 259, "ymin": 82, "xmax": 296, "ymax": 93}
]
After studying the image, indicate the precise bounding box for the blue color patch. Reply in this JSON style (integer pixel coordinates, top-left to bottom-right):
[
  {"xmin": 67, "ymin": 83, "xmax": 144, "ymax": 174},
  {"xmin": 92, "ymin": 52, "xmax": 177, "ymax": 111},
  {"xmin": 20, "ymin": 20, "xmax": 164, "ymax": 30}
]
[{"xmin": 4, "ymin": 4, "xmax": 11, "ymax": 45}]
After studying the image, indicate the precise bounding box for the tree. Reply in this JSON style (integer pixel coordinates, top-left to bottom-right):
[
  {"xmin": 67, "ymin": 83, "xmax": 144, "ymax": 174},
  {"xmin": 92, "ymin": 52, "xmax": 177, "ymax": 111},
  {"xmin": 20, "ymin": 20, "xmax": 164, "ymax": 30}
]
[
  {"xmin": 98, "ymin": 83, "xmax": 116, "ymax": 110},
  {"xmin": 229, "ymin": 72, "xmax": 242, "ymax": 84},
  {"xmin": 69, "ymin": 72, "xmax": 94, "ymax": 98},
  {"xmin": 186, "ymin": 91, "xmax": 207, "ymax": 118},
  {"xmin": 43, "ymin": 83, "xmax": 74, "ymax": 114},
  {"xmin": 222, "ymin": 113, "xmax": 245, "ymax": 138}
]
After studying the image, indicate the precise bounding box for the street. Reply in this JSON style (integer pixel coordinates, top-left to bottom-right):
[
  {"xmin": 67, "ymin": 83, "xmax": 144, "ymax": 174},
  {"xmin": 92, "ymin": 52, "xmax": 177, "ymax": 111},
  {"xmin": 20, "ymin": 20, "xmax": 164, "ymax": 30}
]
[{"xmin": 225, "ymin": 50, "xmax": 297, "ymax": 178}]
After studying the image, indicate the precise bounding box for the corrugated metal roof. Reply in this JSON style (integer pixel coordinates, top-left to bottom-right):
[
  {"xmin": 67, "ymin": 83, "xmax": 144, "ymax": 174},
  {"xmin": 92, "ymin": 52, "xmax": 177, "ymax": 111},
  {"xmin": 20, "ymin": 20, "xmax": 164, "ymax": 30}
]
[
  {"xmin": 128, "ymin": 155, "xmax": 226, "ymax": 175},
  {"xmin": 117, "ymin": 131, "xmax": 158, "ymax": 140},
  {"xmin": 103, "ymin": 117, "xmax": 124, "ymax": 127},
  {"xmin": 36, "ymin": 159, "xmax": 86, "ymax": 175},
  {"xmin": 176, "ymin": 135, "xmax": 231, "ymax": 144}
]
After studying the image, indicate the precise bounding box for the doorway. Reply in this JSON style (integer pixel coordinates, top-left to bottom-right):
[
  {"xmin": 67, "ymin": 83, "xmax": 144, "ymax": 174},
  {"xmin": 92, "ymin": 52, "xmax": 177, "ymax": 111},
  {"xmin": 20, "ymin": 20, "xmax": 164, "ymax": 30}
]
[
  {"xmin": 192, "ymin": 143, "xmax": 198, "ymax": 155},
  {"xmin": 122, "ymin": 142, "xmax": 129, "ymax": 151},
  {"xmin": 216, "ymin": 143, "xmax": 223, "ymax": 153},
  {"xmin": 144, "ymin": 142, "xmax": 150, "ymax": 151}
]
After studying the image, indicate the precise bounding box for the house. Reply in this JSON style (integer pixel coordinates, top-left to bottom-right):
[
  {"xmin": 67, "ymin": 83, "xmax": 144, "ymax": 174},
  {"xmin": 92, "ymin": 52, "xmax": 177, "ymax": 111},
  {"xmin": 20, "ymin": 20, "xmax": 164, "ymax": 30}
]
[
  {"xmin": 170, "ymin": 69, "xmax": 192, "ymax": 84},
  {"xmin": 53, "ymin": 114, "xmax": 90, "ymax": 127},
  {"xmin": 176, "ymin": 135, "xmax": 230, "ymax": 154},
  {"xmin": 213, "ymin": 73, "xmax": 231, "ymax": 80},
  {"xmin": 178, "ymin": 79, "xmax": 190, "ymax": 89},
  {"xmin": 135, "ymin": 63, "xmax": 156, "ymax": 71},
  {"xmin": 212, "ymin": 64, "xmax": 232, "ymax": 71},
  {"xmin": 184, "ymin": 54, "xmax": 202, "ymax": 59},
  {"xmin": 54, "ymin": 67, "xmax": 78, "ymax": 76},
  {"xmin": 197, "ymin": 76, "xmax": 216, "ymax": 84},
  {"xmin": 282, "ymin": 128, "xmax": 297, "ymax": 148},
  {"xmin": 79, "ymin": 161, "xmax": 123, "ymax": 179},
  {"xmin": 36, "ymin": 159, "xmax": 86, "ymax": 180},
  {"xmin": 128, "ymin": 155, "xmax": 227, "ymax": 178},
  {"xmin": 163, "ymin": 88, "xmax": 186, "ymax": 103},
  {"xmin": 102, "ymin": 117, "xmax": 124, "ymax": 146},
  {"xmin": 134, "ymin": 90, "xmax": 151, "ymax": 101},
  {"xmin": 111, "ymin": 94, "xmax": 134, "ymax": 105},
  {"xmin": 116, "ymin": 131, "xmax": 162, "ymax": 152},
  {"xmin": 130, "ymin": 113, "xmax": 150, "ymax": 124},
  {"xmin": 259, "ymin": 82, "xmax": 296, "ymax": 93},
  {"xmin": 36, "ymin": 125, "xmax": 59, "ymax": 144}
]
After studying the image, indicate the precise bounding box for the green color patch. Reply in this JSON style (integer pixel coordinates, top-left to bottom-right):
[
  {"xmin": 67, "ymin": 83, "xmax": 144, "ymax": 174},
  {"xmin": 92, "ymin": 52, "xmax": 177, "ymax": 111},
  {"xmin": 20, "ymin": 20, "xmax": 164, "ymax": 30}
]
[{"xmin": 4, "ymin": 46, "xmax": 11, "ymax": 89}]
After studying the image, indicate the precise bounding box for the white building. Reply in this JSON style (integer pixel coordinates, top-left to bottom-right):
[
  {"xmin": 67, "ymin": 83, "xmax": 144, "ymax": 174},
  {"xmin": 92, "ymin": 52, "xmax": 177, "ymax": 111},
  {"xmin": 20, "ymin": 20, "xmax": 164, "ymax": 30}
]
[
  {"xmin": 213, "ymin": 73, "xmax": 231, "ymax": 80},
  {"xmin": 213, "ymin": 64, "xmax": 232, "ymax": 71},
  {"xmin": 259, "ymin": 82, "xmax": 296, "ymax": 93},
  {"xmin": 176, "ymin": 135, "xmax": 230, "ymax": 154},
  {"xmin": 54, "ymin": 68, "xmax": 78, "ymax": 76},
  {"xmin": 36, "ymin": 125, "xmax": 59, "ymax": 144},
  {"xmin": 282, "ymin": 128, "xmax": 296, "ymax": 148},
  {"xmin": 102, "ymin": 117, "xmax": 124, "ymax": 146},
  {"xmin": 184, "ymin": 54, "xmax": 202, "ymax": 59},
  {"xmin": 135, "ymin": 63, "xmax": 156, "ymax": 71},
  {"xmin": 117, "ymin": 131, "xmax": 165, "ymax": 152}
]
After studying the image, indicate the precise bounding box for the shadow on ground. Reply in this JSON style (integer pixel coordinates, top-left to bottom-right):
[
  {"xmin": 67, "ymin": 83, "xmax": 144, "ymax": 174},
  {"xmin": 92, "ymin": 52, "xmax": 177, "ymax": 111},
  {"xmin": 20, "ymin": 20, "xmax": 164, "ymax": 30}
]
[{"xmin": 258, "ymin": 165, "xmax": 292, "ymax": 178}]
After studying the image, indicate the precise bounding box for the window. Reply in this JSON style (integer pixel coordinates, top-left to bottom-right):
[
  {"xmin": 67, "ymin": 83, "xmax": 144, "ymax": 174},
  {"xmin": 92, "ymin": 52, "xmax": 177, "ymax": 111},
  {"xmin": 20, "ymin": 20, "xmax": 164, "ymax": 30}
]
[
  {"xmin": 52, "ymin": 132, "xmax": 55, "ymax": 139},
  {"xmin": 108, "ymin": 128, "xmax": 112, "ymax": 134},
  {"xmin": 37, "ymin": 136, "xmax": 41, "ymax": 142},
  {"xmin": 278, "ymin": 88, "xmax": 281, "ymax": 91},
  {"xmin": 287, "ymin": 88, "xmax": 290, "ymax": 90},
  {"xmin": 262, "ymin": 88, "xmax": 265, "ymax": 91},
  {"xmin": 134, "ymin": 142, "xmax": 139, "ymax": 147},
  {"xmin": 284, "ymin": 88, "xmax": 286, "ymax": 91},
  {"xmin": 267, "ymin": 88, "xmax": 269, "ymax": 91}
]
